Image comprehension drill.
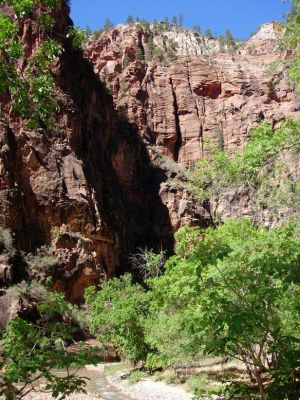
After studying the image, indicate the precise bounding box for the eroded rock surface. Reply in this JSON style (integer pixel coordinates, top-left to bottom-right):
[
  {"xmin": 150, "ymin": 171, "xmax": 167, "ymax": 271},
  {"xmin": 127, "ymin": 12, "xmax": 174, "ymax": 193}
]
[{"xmin": 85, "ymin": 22, "xmax": 300, "ymax": 165}]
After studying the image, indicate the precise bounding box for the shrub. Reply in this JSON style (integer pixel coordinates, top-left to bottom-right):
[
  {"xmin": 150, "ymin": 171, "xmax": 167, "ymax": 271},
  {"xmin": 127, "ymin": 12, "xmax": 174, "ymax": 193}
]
[
  {"xmin": 85, "ymin": 274, "xmax": 149, "ymax": 364},
  {"xmin": 128, "ymin": 371, "xmax": 147, "ymax": 384},
  {"xmin": 189, "ymin": 118, "xmax": 300, "ymax": 205},
  {"xmin": 0, "ymin": 227, "xmax": 15, "ymax": 256},
  {"xmin": 129, "ymin": 248, "xmax": 166, "ymax": 279},
  {"xmin": 25, "ymin": 246, "xmax": 57, "ymax": 282}
]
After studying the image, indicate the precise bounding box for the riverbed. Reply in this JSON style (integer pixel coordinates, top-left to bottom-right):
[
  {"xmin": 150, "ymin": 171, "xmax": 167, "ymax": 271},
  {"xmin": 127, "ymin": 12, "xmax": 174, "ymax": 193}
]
[{"xmin": 16, "ymin": 364, "xmax": 193, "ymax": 400}]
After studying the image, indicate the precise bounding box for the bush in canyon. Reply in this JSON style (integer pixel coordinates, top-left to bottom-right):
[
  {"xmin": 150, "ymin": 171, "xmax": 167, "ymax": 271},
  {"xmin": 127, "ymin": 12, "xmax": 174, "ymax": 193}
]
[
  {"xmin": 129, "ymin": 248, "xmax": 166, "ymax": 279},
  {"xmin": 189, "ymin": 118, "xmax": 300, "ymax": 212},
  {"xmin": 0, "ymin": 228, "xmax": 15, "ymax": 257},
  {"xmin": 85, "ymin": 274, "xmax": 150, "ymax": 364}
]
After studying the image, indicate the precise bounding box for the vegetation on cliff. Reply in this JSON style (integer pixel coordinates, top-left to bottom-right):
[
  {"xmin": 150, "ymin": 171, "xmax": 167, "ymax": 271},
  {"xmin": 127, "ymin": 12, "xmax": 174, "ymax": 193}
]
[
  {"xmin": 0, "ymin": 0, "xmax": 64, "ymax": 128},
  {"xmin": 189, "ymin": 118, "xmax": 300, "ymax": 221}
]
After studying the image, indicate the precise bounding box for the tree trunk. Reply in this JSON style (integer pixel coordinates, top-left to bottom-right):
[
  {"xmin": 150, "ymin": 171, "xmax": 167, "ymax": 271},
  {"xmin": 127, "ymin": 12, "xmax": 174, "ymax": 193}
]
[
  {"xmin": 253, "ymin": 368, "xmax": 265, "ymax": 399},
  {"xmin": 4, "ymin": 385, "xmax": 16, "ymax": 400}
]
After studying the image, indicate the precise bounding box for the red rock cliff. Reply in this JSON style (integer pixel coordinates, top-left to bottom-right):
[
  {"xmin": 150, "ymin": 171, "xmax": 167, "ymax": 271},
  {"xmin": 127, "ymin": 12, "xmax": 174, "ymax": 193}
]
[
  {"xmin": 0, "ymin": 5, "xmax": 210, "ymax": 303},
  {"xmin": 85, "ymin": 22, "xmax": 300, "ymax": 165}
]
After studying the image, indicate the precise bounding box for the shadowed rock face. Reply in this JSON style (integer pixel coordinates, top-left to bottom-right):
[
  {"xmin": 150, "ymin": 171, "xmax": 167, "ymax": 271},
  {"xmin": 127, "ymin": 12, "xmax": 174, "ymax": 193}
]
[
  {"xmin": 85, "ymin": 22, "xmax": 300, "ymax": 165},
  {"xmin": 0, "ymin": 4, "xmax": 212, "ymax": 305}
]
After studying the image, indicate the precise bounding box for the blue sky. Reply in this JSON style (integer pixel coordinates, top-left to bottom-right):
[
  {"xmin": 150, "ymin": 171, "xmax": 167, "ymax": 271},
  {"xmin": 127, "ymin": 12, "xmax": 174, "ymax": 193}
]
[{"xmin": 70, "ymin": 0, "xmax": 291, "ymax": 40}]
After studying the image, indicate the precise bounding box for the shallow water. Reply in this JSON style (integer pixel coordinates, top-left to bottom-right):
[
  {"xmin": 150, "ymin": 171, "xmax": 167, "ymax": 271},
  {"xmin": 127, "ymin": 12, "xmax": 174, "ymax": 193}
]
[{"xmin": 54, "ymin": 366, "xmax": 130, "ymax": 400}]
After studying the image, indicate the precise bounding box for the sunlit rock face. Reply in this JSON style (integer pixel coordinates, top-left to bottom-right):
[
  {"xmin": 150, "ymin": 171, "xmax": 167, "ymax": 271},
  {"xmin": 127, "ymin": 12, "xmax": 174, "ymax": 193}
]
[{"xmin": 85, "ymin": 21, "xmax": 300, "ymax": 166}]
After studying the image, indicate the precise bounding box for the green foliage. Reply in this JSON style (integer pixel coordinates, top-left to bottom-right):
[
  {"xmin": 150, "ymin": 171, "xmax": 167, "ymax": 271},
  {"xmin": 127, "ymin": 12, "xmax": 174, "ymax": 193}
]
[
  {"xmin": 123, "ymin": 53, "xmax": 131, "ymax": 67},
  {"xmin": 283, "ymin": 0, "xmax": 300, "ymax": 83},
  {"xmin": 67, "ymin": 26, "xmax": 86, "ymax": 47},
  {"xmin": 127, "ymin": 370, "xmax": 147, "ymax": 384},
  {"xmin": 37, "ymin": 14, "xmax": 55, "ymax": 31},
  {"xmin": 152, "ymin": 46, "xmax": 164, "ymax": 62},
  {"xmin": 33, "ymin": 39, "xmax": 63, "ymax": 69},
  {"xmin": 189, "ymin": 119, "xmax": 300, "ymax": 203},
  {"xmin": 103, "ymin": 18, "xmax": 114, "ymax": 30},
  {"xmin": 0, "ymin": 294, "xmax": 99, "ymax": 400},
  {"xmin": 0, "ymin": 16, "xmax": 18, "ymax": 48},
  {"xmin": 126, "ymin": 15, "xmax": 134, "ymax": 25},
  {"xmin": 146, "ymin": 220, "xmax": 300, "ymax": 397},
  {"xmin": 85, "ymin": 274, "xmax": 149, "ymax": 364},
  {"xmin": 187, "ymin": 374, "xmax": 224, "ymax": 399},
  {"xmin": 129, "ymin": 248, "xmax": 166, "ymax": 279},
  {"xmin": 172, "ymin": 16, "xmax": 178, "ymax": 26},
  {"xmin": 0, "ymin": 0, "xmax": 65, "ymax": 129},
  {"xmin": 204, "ymin": 28, "xmax": 213, "ymax": 39},
  {"xmin": 135, "ymin": 47, "xmax": 144, "ymax": 61},
  {"xmin": 86, "ymin": 219, "xmax": 300, "ymax": 397},
  {"xmin": 6, "ymin": 0, "xmax": 35, "ymax": 17},
  {"xmin": 0, "ymin": 227, "xmax": 15, "ymax": 256},
  {"xmin": 25, "ymin": 246, "xmax": 57, "ymax": 282},
  {"xmin": 224, "ymin": 28, "xmax": 237, "ymax": 51}
]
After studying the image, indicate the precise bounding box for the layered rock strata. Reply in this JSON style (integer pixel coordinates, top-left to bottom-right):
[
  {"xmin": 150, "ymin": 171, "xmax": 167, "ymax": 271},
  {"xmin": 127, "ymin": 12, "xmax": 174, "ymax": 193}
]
[{"xmin": 85, "ymin": 22, "xmax": 300, "ymax": 165}]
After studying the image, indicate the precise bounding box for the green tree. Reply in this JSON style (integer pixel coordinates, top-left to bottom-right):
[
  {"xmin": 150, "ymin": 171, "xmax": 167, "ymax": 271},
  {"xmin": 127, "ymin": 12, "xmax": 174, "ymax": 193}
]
[
  {"xmin": 85, "ymin": 274, "xmax": 149, "ymax": 364},
  {"xmin": 0, "ymin": 0, "xmax": 63, "ymax": 129},
  {"xmin": 123, "ymin": 53, "xmax": 130, "ymax": 67},
  {"xmin": 152, "ymin": 46, "xmax": 164, "ymax": 62},
  {"xmin": 171, "ymin": 16, "xmax": 178, "ymax": 26},
  {"xmin": 135, "ymin": 47, "xmax": 144, "ymax": 60},
  {"xmin": 0, "ymin": 293, "xmax": 99, "ymax": 400},
  {"xmin": 126, "ymin": 15, "xmax": 134, "ymax": 25},
  {"xmin": 103, "ymin": 18, "xmax": 113, "ymax": 29},
  {"xmin": 178, "ymin": 12, "xmax": 184, "ymax": 26},
  {"xmin": 189, "ymin": 119, "xmax": 300, "ymax": 202},
  {"xmin": 67, "ymin": 26, "xmax": 86, "ymax": 47},
  {"xmin": 204, "ymin": 28, "xmax": 213, "ymax": 39},
  {"xmin": 146, "ymin": 221, "xmax": 300, "ymax": 398},
  {"xmin": 225, "ymin": 28, "xmax": 237, "ymax": 50},
  {"xmin": 85, "ymin": 25, "xmax": 92, "ymax": 36}
]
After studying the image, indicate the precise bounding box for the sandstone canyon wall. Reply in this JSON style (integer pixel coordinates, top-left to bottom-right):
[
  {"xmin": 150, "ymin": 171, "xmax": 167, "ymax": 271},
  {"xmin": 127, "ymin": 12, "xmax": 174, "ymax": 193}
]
[
  {"xmin": 85, "ymin": 22, "xmax": 300, "ymax": 165},
  {"xmin": 0, "ymin": 4, "xmax": 211, "ymax": 307},
  {"xmin": 84, "ymin": 21, "xmax": 300, "ymax": 228}
]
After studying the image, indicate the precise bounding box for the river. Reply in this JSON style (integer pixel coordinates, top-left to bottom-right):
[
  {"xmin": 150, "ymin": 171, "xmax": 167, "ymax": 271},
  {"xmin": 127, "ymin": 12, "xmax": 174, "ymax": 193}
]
[{"xmin": 52, "ymin": 365, "xmax": 132, "ymax": 400}]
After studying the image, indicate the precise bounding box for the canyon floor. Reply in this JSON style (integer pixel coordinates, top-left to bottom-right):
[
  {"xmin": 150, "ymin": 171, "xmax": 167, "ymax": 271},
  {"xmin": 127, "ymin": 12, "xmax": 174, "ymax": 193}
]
[{"xmin": 11, "ymin": 364, "xmax": 194, "ymax": 400}]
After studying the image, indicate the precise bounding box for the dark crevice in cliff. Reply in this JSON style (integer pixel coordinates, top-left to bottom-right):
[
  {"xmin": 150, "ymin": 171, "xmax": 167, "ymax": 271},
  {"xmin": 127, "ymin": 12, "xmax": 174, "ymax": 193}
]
[
  {"xmin": 170, "ymin": 78, "xmax": 182, "ymax": 162},
  {"xmin": 58, "ymin": 43, "xmax": 176, "ymax": 277}
]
